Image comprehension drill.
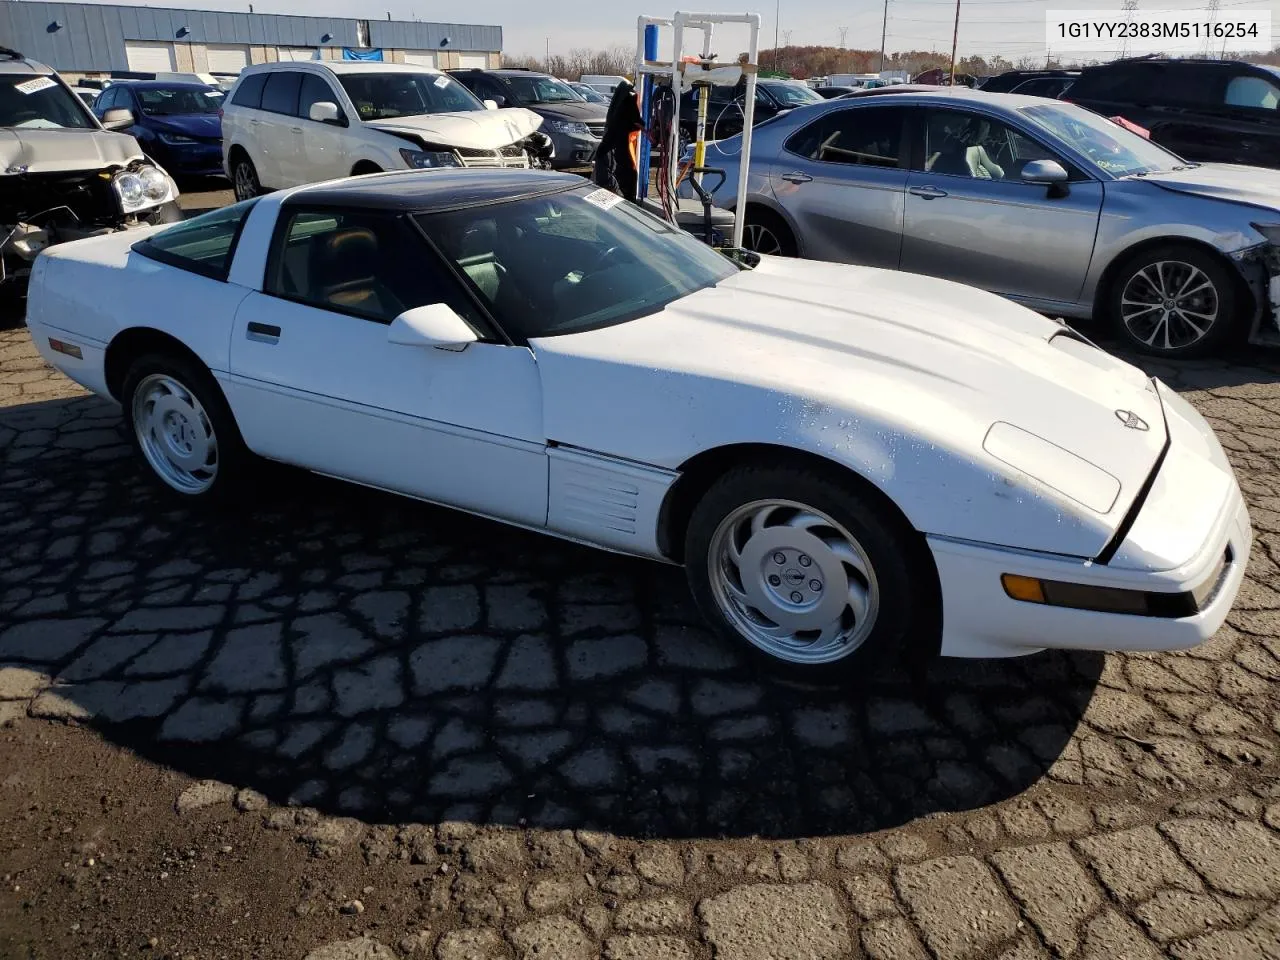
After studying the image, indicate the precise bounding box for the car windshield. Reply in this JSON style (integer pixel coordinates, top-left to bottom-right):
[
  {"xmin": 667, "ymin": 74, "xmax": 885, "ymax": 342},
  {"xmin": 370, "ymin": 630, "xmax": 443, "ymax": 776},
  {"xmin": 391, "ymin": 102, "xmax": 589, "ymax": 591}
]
[
  {"xmin": 762, "ymin": 81, "xmax": 823, "ymax": 106},
  {"xmin": 1019, "ymin": 102, "xmax": 1183, "ymax": 176},
  {"xmin": 136, "ymin": 86, "xmax": 222, "ymax": 116},
  {"xmin": 337, "ymin": 71, "xmax": 484, "ymax": 120},
  {"xmin": 420, "ymin": 185, "xmax": 740, "ymax": 340},
  {"xmin": 0, "ymin": 75, "xmax": 94, "ymax": 130},
  {"xmin": 505, "ymin": 75, "xmax": 583, "ymax": 104},
  {"xmin": 572, "ymin": 84, "xmax": 606, "ymax": 102}
]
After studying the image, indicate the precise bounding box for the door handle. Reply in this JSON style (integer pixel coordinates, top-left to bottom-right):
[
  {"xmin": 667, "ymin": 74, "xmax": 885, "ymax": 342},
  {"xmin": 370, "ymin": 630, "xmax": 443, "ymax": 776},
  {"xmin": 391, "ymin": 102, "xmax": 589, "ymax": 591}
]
[
  {"xmin": 246, "ymin": 321, "xmax": 280, "ymax": 344},
  {"xmin": 909, "ymin": 185, "xmax": 948, "ymax": 199},
  {"xmin": 780, "ymin": 172, "xmax": 813, "ymax": 184},
  {"xmin": 291, "ymin": 126, "xmax": 303, "ymax": 134}
]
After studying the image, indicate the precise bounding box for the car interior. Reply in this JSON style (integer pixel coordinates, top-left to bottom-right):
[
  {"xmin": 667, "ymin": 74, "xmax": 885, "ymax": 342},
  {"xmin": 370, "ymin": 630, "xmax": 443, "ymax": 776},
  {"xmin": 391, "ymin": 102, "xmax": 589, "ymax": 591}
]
[{"xmin": 923, "ymin": 113, "xmax": 1056, "ymax": 181}]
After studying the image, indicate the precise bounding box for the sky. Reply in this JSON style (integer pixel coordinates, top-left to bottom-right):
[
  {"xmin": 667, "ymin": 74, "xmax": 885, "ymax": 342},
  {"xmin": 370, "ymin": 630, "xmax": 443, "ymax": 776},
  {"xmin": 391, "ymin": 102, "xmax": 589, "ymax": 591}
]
[{"xmin": 29, "ymin": 0, "xmax": 1280, "ymax": 62}]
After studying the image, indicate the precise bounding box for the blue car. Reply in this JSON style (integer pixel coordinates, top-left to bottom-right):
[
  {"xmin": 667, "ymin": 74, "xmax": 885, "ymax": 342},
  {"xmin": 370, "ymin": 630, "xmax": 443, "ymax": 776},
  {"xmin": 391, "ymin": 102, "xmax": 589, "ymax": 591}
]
[{"xmin": 94, "ymin": 81, "xmax": 225, "ymax": 179}]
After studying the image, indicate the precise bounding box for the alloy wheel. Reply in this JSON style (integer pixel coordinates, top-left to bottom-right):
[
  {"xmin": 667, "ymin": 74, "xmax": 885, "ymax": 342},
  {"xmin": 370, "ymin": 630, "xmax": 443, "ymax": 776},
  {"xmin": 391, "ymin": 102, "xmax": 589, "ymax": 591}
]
[
  {"xmin": 706, "ymin": 499, "xmax": 880, "ymax": 664},
  {"xmin": 1120, "ymin": 260, "xmax": 1220, "ymax": 352},
  {"xmin": 131, "ymin": 373, "xmax": 219, "ymax": 495},
  {"xmin": 233, "ymin": 162, "xmax": 257, "ymax": 202},
  {"xmin": 744, "ymin": 223, "xmax": 784, "ymax": 256}
]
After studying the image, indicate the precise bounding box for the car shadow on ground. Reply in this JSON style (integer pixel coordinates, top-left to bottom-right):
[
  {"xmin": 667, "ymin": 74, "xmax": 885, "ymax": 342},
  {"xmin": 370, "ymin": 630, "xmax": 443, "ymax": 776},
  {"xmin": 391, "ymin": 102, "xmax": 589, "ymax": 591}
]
[{"xmin": 0, "ymin": 394, "xmax": 1105, "ymax": 840}]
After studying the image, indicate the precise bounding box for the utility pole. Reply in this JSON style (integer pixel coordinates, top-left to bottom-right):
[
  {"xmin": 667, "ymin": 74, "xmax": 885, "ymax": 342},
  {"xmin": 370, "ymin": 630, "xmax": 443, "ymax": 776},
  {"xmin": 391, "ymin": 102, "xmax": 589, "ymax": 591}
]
[
  {"xmin": 838, "ymin": 26, "xmax": 849, "ymax": 48},
  {"xmin": 773, "ymin": 0, "xmax": 780, "ymax": 73},
  {"xmin": 948, "ymin": 0, "xmax": 960, "ymax": 85},
  {"xmin": 781, "ymin": 30, "xmax": 792, "ymax": 75},
  {"xmin": 879, "ymin": 0, "xmax": 889, "ymax": 72},
  {"xmin": 545, "ymin": 36, "xmax": 550, "ymax": 69}
]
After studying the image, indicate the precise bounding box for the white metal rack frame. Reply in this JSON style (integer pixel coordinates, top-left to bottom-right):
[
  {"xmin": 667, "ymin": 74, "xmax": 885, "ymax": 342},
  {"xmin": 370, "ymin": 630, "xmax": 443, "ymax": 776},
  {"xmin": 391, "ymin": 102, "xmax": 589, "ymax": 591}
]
[{"xmin": 633, "ymin": 12, "xmax": 761, "ymax": 250}]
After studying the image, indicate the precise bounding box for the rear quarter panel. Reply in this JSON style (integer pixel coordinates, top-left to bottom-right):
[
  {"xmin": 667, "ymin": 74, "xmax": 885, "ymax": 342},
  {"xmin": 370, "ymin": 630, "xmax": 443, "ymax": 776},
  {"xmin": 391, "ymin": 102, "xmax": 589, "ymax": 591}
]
[{"xmin": 30, "ymin": 231, "xmax": 252, "ymax": 394}]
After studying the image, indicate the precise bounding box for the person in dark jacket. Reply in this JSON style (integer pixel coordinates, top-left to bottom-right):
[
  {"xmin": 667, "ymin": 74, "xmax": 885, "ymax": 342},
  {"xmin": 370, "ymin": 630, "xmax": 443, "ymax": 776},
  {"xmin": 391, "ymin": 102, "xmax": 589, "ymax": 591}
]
[{"xmin": 592, "ymin": 80, "xmax": 642, "ymax": 200}]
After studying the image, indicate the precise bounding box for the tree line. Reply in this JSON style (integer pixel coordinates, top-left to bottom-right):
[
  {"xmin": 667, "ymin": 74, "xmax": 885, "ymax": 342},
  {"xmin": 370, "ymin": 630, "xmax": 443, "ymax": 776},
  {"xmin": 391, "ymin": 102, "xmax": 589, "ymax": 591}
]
[{"xmin": 505, "ymin": 43, "xmax": 1280, "ymax": 81}]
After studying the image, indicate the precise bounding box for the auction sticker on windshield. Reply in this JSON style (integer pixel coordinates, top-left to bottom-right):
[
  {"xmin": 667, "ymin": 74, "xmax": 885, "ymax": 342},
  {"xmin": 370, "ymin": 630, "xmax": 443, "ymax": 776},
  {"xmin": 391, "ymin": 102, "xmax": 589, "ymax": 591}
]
[
  {"xmin": 583, "ymin": 188, "xmax": 624, "ymax": 211},
  {"xmin": 434, "ymin": 75, "xmax": 450, "ymax": 88},
  {"xmin": 15, "ymin": 77, "xmax": 58, "ymax": 95}
]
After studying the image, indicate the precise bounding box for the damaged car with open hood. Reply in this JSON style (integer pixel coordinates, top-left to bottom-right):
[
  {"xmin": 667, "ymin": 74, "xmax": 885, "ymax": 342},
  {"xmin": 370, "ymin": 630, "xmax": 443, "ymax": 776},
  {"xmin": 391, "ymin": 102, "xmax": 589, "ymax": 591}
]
[
  {"xmin": 0, "ymin": 47, "xmax": 181, "ymax": 292},
  {"xmin": 220, "ymin": 61, "xmax": 555, "ymax": 201}
]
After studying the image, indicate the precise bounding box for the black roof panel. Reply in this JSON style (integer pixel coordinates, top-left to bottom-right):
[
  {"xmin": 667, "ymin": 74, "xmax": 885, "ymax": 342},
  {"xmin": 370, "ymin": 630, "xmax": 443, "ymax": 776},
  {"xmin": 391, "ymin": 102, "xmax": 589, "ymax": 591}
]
[{"xmin": 286, "ymin": 168, "xmax": 584, "ymax": 213}]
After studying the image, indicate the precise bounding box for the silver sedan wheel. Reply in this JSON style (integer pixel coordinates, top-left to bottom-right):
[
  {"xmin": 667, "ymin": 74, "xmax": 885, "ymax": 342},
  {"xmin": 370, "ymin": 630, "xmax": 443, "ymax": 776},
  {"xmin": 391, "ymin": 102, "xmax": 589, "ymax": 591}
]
[
  {"xmin": 131, "ymin": 374, "xmax": 219, "ymax": 495},
  {"xmin": 1120, "ymin": 260, "xmax": 1219, "ymax": 352},
  {"xmin": 707, "ymin": 499, "xmax": 880, "ymax": 664},
  {"xmin": 233, "ymin": 161, "xmax": 257, "ymax": 202},
  {"xmin": 744, "ymin": 223, "xmax": 784, "ymax": 256}
]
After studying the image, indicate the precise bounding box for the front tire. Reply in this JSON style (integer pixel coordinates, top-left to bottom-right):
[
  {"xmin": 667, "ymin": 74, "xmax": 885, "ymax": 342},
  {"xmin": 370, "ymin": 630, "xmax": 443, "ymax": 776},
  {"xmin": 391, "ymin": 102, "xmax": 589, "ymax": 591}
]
[
  {"xmin": 232, "ymin": 154, "xmax": 261, "ymax": 202},
  {"xmin": 684, "ymin": 464, "xmax": 925, "ymax": 679},
  {"xmin": 122, "ymin": 353, "xmax": 250, "ymax": 501},
  {"xmin": 1108, "ymin": 244, "xmax": 1242, "ymax": 358}
]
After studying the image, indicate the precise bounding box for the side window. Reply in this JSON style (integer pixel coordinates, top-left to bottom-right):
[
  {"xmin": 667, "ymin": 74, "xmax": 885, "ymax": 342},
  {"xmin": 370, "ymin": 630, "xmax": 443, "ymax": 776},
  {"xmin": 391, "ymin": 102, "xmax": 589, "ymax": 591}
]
[
  {"xmin": 231, "ymin": 73, "xmax": 267, "ymax": 109},
  {"xmin": 265, "ymin": 207, "xmax": 473, "ymax": 324},
  {"xmin": 1224, "ymin": 72, "xmax": 1280, "ymax": 110},
  {"xmin": 260, "ymin": 71, "xmax": 302, "ymax": 115},
  {"xmin": 475, "ymin": 76, "xmax": 508, "ymax": 103},
  {"xmin": 919, "ymin": 109, "xmax": 1064, "ymax": 181},
  {"xmin": 298, "ymin": 73, "xmax": 342, "ymax": 120},
  {"xmin": 132, "ymin": 198, "xmax": 259, "ymax": 281},
  {"xmin": 785, "ymin": 107, "xmax": 906, "ymax": 169}
]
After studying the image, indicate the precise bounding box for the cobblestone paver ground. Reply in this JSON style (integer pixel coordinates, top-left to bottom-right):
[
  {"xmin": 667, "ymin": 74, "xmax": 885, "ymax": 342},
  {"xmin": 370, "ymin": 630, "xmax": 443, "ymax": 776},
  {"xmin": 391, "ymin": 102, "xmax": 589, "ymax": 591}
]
[{"xmin": 3, "ymin": 315, "xmax": 1280, "ymax": 959}]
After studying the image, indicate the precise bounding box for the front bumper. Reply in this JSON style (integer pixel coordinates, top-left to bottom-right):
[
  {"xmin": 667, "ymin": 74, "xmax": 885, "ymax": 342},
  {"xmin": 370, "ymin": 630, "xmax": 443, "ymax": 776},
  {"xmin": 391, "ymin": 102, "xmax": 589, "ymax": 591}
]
[
  {"xmin": 931, "ymin": 382, "xmax": 1253, "ymax": 658},
  {"xmin": 548, "ymin": 131, "xmax": 600, "ymax": 168},
  {"xmin": 155, "ymin": 142, "xmax": 225, "ymax": 177}
]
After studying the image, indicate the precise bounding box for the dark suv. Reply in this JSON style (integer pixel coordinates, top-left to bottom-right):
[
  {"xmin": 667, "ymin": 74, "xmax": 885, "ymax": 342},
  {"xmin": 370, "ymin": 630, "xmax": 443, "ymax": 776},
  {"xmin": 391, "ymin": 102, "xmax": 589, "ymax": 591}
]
[
  {"xmin": 446, "ymin": 68, "xmax": 606, "ymax": 168},
  {"xmin": 1066, "ymin": 57, "xmax": 1280, "ymax": 169}
]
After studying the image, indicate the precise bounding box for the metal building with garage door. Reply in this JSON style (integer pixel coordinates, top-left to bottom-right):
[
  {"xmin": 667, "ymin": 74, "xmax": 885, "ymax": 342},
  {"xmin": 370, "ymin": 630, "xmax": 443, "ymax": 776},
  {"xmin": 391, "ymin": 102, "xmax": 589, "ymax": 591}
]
[{"xmin": 0, "ymin": 1, "xmax": 503, "ymax": 82}]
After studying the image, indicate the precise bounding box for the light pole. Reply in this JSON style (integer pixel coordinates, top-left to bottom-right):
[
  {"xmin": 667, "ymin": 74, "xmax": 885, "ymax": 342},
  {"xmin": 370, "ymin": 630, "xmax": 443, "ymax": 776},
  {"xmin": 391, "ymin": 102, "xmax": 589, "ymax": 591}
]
[
  {"xmin": 545, "ymin": 36, "xmax": 550, "ymax": 70},
  {"xmin": 947, "ymin": 0, "xmax": 960, "ymax": 85},
  {"xmin": 879, "ymin": 0, "xmax": 889, "ymax": 73},
  {"xmin": 773, "ymin": 0, "xmax": 780, "ymax": 73}
]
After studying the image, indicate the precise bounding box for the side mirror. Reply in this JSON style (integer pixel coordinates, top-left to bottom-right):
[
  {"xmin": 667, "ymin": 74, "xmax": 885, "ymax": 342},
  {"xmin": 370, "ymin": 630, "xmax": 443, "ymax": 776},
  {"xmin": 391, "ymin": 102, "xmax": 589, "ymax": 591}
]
[
  {"xmin": 1021, "ymin": 158, "xmax": 1069, "ymax": 184},
  {"xmin": 387, "ymin": 303, "xmax": 478, "ymax": 352},
  {"xmin": 101, "ymin": 108, "xmax": 134, "ymax": 131},
  {"xmin": 309, "ymin": 101, "xmax": 344, "ymax": 125},
  {"xmin": 483, "ymin": 97, "xmax": 504, "ymax": 110}
]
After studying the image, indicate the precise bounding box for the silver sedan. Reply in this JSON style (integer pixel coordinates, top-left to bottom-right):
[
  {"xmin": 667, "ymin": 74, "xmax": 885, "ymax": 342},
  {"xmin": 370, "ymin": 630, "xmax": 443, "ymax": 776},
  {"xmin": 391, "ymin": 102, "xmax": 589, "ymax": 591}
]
[{"xmin": 687, "ymin": 87, "xmax": 1280, "ymax": 357}]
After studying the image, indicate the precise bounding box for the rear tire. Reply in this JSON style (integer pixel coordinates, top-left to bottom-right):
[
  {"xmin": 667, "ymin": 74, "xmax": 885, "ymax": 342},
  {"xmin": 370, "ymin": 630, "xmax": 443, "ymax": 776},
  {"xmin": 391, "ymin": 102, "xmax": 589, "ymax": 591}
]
[
  {"xmin": 122, "ymin": 353, "xmax": 251, "ymax": 502},
  {"xmin": 1107, "ymin": 243, "xmax": 1243, "ymax": 358},
  {"xmin": 684, "ymin": 463, "xmax": 928, "ymax": 681},
  {"xmin": 231, "ymin": 154, "xmax": 261, "ymax": 202},
  {"xmin": 743, "ymin": 207, "xmax": 797, "ymax": 257}
]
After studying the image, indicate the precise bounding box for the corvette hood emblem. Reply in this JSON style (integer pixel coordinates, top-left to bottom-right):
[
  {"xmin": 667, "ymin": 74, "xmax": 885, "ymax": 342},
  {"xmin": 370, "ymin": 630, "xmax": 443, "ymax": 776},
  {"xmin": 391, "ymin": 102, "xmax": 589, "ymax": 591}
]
[{"xmin": 1115, "ymin": 409, "xmax": 1149, "ymax": 431}]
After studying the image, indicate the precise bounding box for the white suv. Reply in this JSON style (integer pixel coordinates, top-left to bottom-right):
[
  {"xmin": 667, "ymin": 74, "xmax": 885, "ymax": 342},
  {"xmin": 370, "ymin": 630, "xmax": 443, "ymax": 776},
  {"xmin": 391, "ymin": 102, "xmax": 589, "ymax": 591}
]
[{"xmin": 221, "ymin": 61, "xmax": 551, "ymax": 201}]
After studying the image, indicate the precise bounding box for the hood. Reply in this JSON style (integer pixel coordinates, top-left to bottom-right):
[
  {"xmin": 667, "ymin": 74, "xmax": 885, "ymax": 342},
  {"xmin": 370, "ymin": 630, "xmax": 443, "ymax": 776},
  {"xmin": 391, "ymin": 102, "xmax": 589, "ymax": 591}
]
[
  {"xmin": 0, "ymin": 127, "xmax": 144, "ymax": 175},
  {"xmin": 1141, "ymin": 162, "xmax": 1280, "ymax": 211},
  {"xmin": 533, "ymin": 257, "xmax": 1167, "ymax": 558},
  {"xmin": 526, "ymin": 101, "xmax": 608, "ymax": 121},
  {"xmin": 145, "ymin": 113, "xmax": 222, "ymax": 139},
  {"xmin": 365, "ymin": 107, "xmax": 543, "ymax": 150}
]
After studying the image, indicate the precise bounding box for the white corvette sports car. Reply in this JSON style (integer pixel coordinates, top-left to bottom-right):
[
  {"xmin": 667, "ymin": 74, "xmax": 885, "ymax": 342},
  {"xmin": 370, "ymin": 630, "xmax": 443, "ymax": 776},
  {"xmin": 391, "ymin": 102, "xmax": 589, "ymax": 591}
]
[{"xmin": 26, "ymin": 169, "xmax": 1252, "ymax": 676}]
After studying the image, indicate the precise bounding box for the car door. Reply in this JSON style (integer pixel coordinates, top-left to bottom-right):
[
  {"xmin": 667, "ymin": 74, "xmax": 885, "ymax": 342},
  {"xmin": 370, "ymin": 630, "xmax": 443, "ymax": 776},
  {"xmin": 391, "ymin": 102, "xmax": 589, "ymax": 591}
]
[
  {"xmin": 256, "ymin": 70, "xmax": 303, "ymax": 187},
  {"xmin": 295, "ymin": 72, "xmax": 351, "ymax": 181},
  {"xmin": 899, "ymin": 107, "xmax": 1102, "ymax": 305},
  {"xmin": 226, "ymin": 206, "xmax": 547, "ymax": 526},
  {"xmin": 770, "ymin": 104, "xmax": 911, "ymax": 268}
]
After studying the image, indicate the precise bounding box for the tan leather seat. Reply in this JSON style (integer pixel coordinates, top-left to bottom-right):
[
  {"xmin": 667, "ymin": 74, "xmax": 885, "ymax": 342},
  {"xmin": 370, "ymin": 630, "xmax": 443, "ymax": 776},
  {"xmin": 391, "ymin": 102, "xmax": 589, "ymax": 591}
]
[{"xmin": 308, "ymin": 226, "xmax": 402, "ymax": 318}]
